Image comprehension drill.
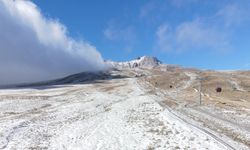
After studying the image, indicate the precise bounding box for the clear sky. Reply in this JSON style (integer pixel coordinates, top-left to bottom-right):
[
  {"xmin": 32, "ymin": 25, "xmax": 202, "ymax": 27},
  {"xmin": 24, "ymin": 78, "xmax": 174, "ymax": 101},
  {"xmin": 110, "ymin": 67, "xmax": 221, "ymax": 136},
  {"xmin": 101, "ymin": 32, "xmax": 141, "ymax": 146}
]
[{"xmin": 32, "ymin": 0, "xmax": 250, "ymax": 70}]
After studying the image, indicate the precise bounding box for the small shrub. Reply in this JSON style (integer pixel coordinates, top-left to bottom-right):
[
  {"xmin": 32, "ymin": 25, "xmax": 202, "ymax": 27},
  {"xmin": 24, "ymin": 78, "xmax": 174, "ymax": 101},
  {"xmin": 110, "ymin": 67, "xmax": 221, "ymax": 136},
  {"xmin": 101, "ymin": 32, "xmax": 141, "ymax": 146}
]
[{"xmin": 216, "ymin": 87, "xmax": 222, "ymax": 93}]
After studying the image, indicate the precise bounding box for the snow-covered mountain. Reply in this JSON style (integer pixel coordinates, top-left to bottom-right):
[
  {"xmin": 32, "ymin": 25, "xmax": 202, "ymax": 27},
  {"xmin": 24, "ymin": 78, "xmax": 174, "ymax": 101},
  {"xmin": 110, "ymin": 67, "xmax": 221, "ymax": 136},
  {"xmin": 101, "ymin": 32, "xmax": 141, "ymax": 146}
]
[{"xmin": 107, "ymin": 56, "xmax": 162, "ymax": 69}]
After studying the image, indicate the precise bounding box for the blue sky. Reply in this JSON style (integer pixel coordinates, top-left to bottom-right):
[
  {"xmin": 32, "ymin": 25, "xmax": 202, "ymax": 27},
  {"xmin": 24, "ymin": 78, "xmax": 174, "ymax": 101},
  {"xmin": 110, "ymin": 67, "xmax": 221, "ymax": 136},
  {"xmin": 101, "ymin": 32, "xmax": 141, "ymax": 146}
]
[{"xmin": 32, "ymin": 0, "xmax": 250, "ymax": 70}]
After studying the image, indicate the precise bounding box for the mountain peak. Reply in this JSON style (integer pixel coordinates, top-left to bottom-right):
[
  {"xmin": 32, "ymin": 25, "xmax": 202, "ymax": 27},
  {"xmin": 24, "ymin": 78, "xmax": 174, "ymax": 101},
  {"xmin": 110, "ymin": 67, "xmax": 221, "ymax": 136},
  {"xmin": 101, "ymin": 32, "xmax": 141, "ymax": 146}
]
[
  {"xmin": 107, "ymin": 56, "xmax": 162, "ymax": 69},
  {"xmin": 134, "ymin": 56, "xmax": 161, "ymax": 66}
]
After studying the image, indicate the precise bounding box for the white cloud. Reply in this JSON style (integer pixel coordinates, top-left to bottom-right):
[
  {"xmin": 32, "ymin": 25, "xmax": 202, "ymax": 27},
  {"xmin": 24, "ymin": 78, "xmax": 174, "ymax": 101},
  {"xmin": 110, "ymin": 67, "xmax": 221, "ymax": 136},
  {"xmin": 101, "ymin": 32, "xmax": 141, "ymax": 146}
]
[
  {"xmin": 216, "ymin": 3, "xmax": 250, "ymax": 27},
  {"xmin": 155, "ymin": 2, "xmax": 248, "ymax": 53},
  {"xmin": 104, "ymin": 22, "xmax": 136, "ymax": 52},
  {"xmin": 156, "ymin": 19, "xmax": 229, "ymax": 53},
  {"xmin": 155, "ymin": 24, "xmax": 173, "ymax": 52},
  {"xmin": 0, "ymin": 0, "xmax": 107, "ymax": 86},
  {"xmin": 175, "ymin": 19, "xmax": 228, "ymax": 51},
  {"xmin": 104, "ymin": 24, "xmax": 135, "ymax": 42}
]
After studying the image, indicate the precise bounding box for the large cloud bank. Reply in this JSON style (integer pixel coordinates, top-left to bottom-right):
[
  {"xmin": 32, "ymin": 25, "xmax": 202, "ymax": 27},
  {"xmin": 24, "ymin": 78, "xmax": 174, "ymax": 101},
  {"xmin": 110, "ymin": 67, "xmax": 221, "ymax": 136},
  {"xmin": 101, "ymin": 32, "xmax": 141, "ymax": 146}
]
[{"xmin": 0, "ymin": 0, "xmax": 107, "ymax": 86}]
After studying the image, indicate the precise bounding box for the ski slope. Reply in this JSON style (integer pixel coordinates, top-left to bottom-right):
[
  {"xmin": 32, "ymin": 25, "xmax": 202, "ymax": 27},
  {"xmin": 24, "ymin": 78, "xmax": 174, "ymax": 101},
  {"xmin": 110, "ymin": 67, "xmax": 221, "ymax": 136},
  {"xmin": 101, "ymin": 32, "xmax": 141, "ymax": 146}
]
[{"xmin": 0, "ymin": 76, "xmax": 231, "ymax": 149}]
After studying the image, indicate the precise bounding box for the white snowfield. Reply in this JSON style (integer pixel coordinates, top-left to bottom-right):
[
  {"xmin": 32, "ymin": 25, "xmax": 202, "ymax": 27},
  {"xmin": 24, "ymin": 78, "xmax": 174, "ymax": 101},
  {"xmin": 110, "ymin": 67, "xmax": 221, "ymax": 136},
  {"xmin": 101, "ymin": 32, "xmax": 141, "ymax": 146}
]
[{"xmin": 0, "ymin": 75, "xmax": 233, "ymax": 149}]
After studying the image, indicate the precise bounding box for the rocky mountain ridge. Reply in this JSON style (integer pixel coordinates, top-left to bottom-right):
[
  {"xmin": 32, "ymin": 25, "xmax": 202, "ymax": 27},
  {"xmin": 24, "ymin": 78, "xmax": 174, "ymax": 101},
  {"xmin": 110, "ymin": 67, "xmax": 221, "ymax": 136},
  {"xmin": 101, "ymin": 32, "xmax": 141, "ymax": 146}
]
[{"xmin": 107, "ymin": 56, "xmax": 162, "ymax": 69}]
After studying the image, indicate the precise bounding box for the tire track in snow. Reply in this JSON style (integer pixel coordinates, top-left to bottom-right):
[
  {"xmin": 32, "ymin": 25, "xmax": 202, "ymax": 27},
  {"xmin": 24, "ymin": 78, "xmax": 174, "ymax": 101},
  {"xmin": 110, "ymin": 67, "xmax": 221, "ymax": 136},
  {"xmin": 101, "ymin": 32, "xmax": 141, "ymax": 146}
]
[{"xmin": 158, "ymin": 103, "xmax": 236, "ymax": 150}]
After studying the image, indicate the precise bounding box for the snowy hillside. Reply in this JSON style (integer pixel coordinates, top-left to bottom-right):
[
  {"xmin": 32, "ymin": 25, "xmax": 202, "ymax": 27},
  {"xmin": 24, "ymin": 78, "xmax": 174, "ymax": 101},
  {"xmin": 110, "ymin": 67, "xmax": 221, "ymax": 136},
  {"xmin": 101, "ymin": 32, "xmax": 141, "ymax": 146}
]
[
  {"xmin": 0, "ymin": 58, "xmax": 249, "ymax": 149},
  {"xmin": 0, "ymin": 70, "xmax": 234, "ymax": 149}
]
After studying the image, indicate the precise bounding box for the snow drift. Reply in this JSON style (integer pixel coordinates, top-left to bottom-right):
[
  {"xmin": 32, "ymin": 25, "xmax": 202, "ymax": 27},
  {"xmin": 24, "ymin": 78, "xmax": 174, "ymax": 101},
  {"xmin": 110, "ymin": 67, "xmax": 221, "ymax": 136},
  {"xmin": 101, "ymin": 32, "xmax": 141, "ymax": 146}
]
[{"xmin": 0, "ymin": 0, "xmax": 107, "ymax": 86}]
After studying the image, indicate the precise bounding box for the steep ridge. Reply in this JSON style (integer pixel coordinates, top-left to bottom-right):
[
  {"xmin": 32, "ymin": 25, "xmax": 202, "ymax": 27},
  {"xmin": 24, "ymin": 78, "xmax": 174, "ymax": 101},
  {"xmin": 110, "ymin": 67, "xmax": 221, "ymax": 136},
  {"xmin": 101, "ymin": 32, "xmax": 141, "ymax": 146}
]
[{"xmin": 107, "ymin": 56, "xmax": 162, "ymax": 69}]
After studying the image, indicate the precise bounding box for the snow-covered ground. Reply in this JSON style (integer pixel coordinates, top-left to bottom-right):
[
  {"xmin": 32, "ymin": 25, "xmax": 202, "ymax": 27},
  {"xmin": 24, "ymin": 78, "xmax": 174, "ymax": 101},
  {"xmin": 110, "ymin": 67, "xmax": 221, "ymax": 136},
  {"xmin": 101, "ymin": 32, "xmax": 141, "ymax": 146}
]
[{"xmin": 0, "ymin": 74, "xmax": 234, "ymax": 150}]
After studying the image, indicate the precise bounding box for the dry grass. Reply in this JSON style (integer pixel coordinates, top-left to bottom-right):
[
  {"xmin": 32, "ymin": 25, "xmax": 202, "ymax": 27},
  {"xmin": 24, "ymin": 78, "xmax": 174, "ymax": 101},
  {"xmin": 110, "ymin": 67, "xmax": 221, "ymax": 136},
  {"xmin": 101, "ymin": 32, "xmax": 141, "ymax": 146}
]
[
  {"xmin": 146, "ymin": 71, "xmax": 189, "ymax": 90},
  {"xmin": 138, "ymin": 68, "xmax": 250, "ymax": 148},
  {"xmin": 143, "ymin": 68, "xmax": 250, "ymax": 110},
  {"xmin": 199, "ymin": 71, "xmax": 250, "ymax": 109}
]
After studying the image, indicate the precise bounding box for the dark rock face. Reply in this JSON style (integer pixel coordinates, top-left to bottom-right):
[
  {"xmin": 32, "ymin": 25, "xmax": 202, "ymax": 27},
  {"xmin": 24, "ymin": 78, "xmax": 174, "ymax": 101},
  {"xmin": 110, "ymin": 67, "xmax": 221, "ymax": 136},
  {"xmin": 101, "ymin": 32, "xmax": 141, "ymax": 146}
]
[{"xmin": 133, "ymin": 63, "xmax": 138, "ymax": 68}]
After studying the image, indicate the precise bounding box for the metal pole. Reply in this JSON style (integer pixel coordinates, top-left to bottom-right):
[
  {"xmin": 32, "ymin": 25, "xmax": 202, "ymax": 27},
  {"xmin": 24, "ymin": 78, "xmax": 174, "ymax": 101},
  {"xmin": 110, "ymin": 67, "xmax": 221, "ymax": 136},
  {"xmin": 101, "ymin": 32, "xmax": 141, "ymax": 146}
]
[{"xmin": 199, "ymin": 79, "xmax": 202, "ymax": 105}]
